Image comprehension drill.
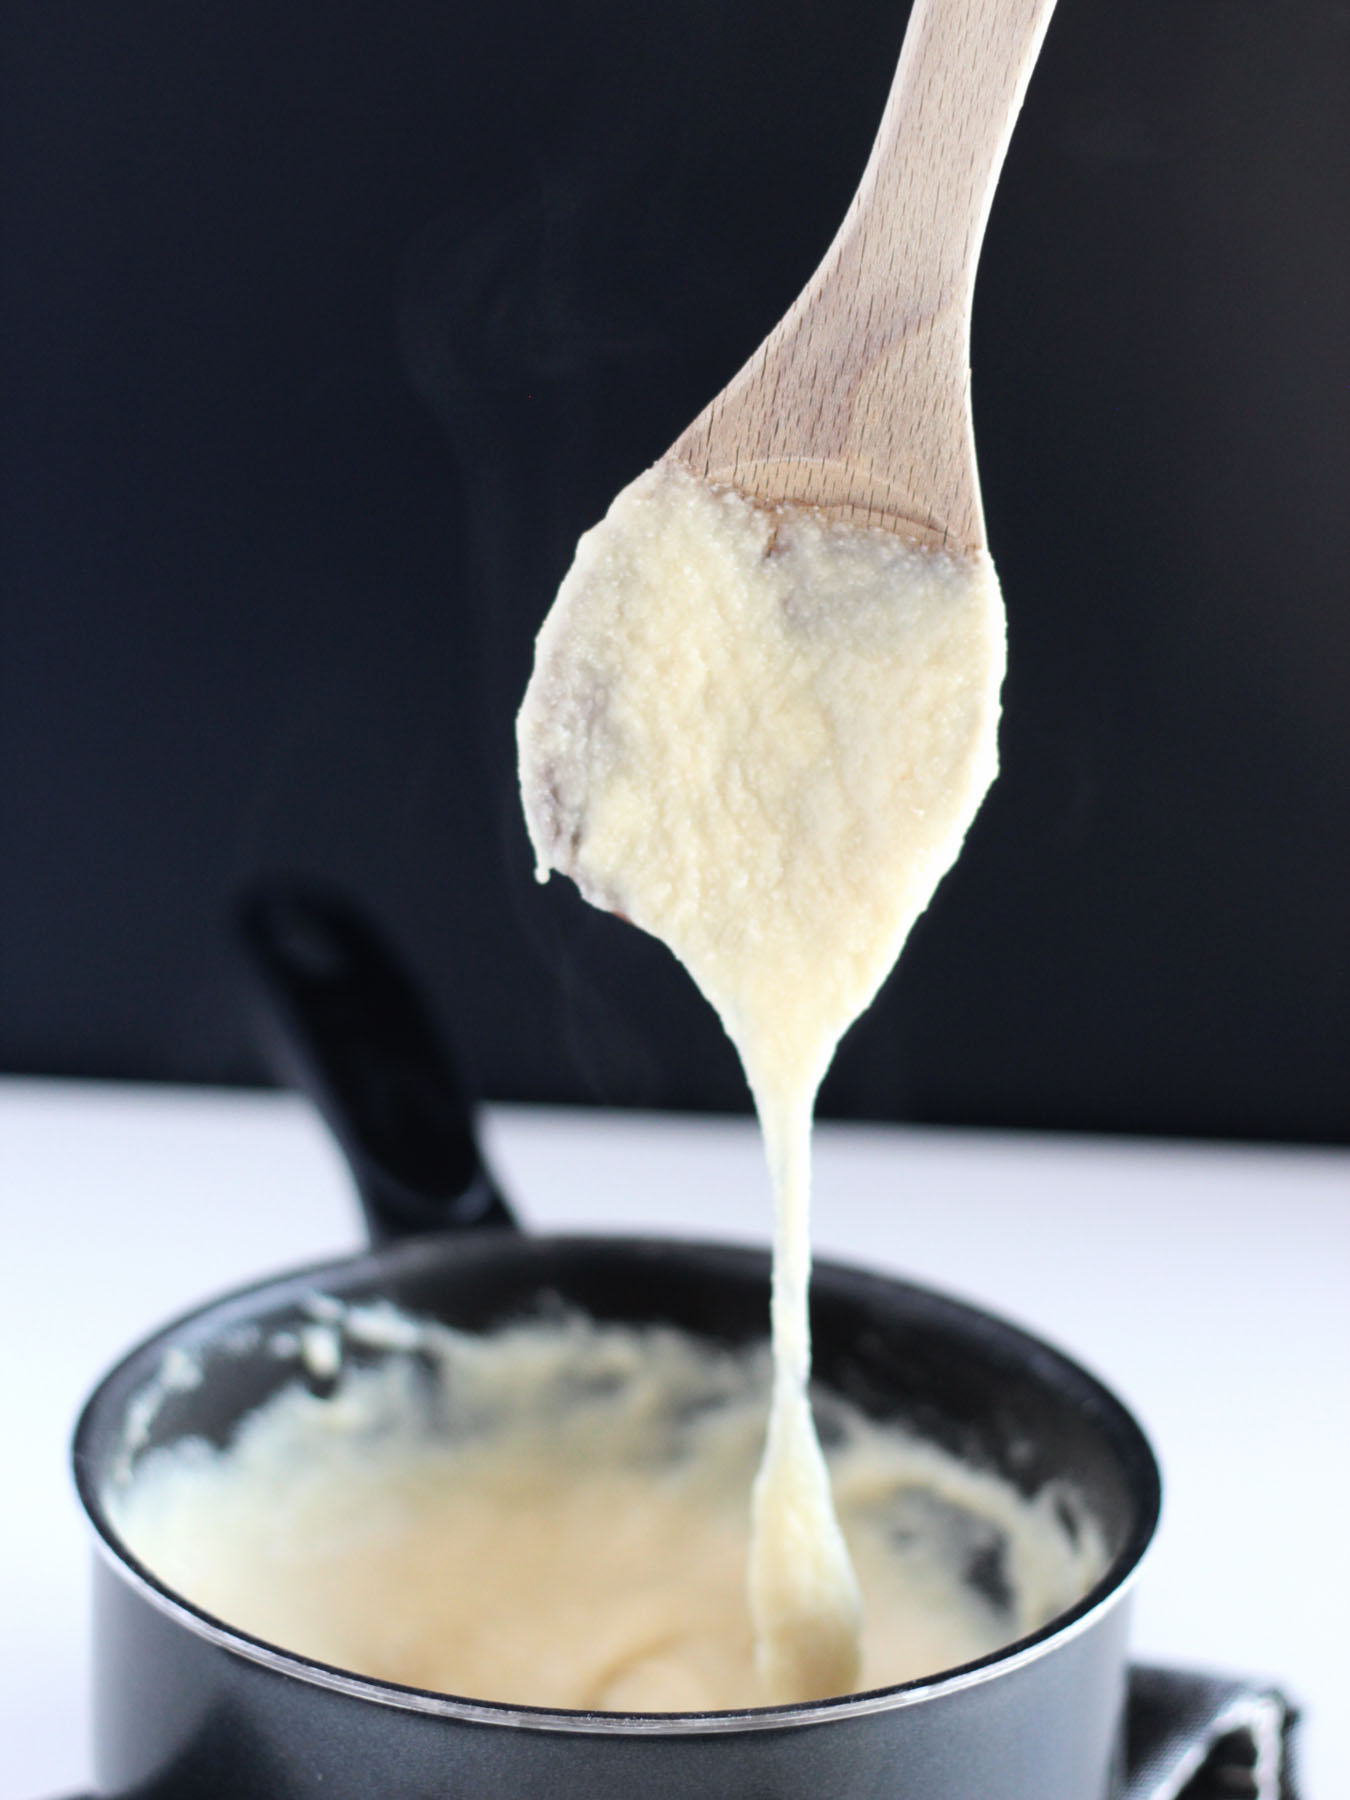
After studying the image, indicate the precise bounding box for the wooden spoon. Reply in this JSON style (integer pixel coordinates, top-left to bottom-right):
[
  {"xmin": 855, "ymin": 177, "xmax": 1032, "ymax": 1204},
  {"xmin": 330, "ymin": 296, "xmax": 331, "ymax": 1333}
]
[{"xmin": 668, "ymin": 0, "xmax": 1059, "ymax": 555}]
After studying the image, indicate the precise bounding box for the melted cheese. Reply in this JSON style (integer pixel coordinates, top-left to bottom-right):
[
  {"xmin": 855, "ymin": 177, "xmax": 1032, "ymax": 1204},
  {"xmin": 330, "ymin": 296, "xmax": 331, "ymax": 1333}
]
[{"xmin": 518, "ymin": 460, "xmax": 1004, "ymax": 1699}]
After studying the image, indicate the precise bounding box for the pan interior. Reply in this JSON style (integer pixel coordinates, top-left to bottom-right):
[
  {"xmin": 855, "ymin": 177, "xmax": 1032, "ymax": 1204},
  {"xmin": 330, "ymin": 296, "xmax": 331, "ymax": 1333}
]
[{"xmin": 78, "ymin": 1234, "xmax": 1159, "ymax": 1714}]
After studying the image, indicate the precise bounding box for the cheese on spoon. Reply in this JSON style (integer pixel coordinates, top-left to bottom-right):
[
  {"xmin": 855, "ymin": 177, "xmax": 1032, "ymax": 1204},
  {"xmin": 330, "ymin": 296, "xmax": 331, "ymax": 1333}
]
[{"xmin": 518, "ymin": 459, "xmax": 1004, "ymax": 1703}]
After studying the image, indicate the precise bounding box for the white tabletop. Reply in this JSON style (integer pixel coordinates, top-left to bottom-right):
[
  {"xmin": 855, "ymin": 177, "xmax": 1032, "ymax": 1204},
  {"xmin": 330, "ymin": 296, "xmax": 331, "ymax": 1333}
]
[{"xmin": 2, "ymin": 1076, "xmax": 1346, "ymax": 1799}]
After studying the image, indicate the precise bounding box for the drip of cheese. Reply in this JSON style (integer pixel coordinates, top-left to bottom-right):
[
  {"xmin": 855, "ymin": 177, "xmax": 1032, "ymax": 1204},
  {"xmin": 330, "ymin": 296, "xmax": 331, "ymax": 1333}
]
[{"xmin": 518, "ymin": 460, "xmax": 1005, "ymax": 1700}]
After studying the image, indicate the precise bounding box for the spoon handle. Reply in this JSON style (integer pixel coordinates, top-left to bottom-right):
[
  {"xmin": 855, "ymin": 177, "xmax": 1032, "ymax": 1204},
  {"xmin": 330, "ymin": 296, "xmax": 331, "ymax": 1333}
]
[
  {"xmin": 672, "ymin": 0, "xmax": 1059, "ymax": 552},
  {"xmin": 838, "ymin": 0, "xmax": 1060, "ymax": 329}
]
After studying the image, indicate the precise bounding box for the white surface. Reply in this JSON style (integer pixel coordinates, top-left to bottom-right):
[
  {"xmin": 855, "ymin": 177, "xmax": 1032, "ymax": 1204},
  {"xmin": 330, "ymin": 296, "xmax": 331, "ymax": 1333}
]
[{"xmin": 2, "ymin": 1075, "xmax": 1346, "ymax": 1798}]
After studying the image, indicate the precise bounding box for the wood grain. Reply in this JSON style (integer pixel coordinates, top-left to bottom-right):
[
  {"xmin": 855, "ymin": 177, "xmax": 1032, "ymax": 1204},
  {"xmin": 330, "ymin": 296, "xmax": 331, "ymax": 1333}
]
[{"xmin": 668, "ymin": 0, "xmax": 1059, "ymax": 553}]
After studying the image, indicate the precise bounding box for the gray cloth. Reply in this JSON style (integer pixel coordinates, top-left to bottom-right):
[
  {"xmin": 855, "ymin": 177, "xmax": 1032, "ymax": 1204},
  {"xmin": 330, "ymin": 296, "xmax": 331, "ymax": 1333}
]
[{"xmin": 1126, "ymin": 1664, "xmax": 1301, "ymax": 1800}]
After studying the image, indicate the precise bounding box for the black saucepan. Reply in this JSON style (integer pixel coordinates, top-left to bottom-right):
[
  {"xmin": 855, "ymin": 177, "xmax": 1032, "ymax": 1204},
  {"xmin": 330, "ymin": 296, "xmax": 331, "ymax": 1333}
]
[{"xmin": 66, "ymin": 882, "xmax": 1160, "ymax": 1799}]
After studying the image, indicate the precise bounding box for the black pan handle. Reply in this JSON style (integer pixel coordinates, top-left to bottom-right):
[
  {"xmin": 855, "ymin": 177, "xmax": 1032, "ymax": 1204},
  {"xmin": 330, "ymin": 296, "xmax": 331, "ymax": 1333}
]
[{"xmin": 235, "ymin": 878, "xmax": 517, "ymax": 1245}]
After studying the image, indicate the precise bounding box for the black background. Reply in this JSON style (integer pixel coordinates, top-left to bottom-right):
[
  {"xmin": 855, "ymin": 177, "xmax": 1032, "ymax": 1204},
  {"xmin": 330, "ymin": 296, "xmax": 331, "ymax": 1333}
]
[{"xmin": 2, "ymin": 0, "xmax": 1347, "ymax": 1142}]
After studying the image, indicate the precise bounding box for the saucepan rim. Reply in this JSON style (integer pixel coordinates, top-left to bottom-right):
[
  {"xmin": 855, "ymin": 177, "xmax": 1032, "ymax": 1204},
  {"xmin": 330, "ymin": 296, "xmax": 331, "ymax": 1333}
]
[{"xmin": 72, "ymin": 1230, "xmax": 1161, "ymax": 1739}]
